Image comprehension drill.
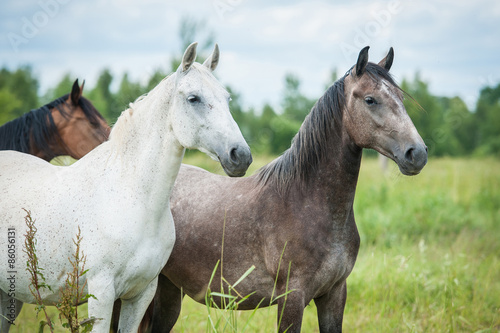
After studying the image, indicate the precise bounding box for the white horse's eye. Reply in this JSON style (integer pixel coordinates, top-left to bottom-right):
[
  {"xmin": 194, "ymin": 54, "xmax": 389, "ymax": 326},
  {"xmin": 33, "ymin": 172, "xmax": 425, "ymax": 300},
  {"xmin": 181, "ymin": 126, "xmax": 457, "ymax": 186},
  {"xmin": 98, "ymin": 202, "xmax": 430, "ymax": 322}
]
[{"xmin": 187, "ymin": 95, "xmax": 200, "ymax": 103}]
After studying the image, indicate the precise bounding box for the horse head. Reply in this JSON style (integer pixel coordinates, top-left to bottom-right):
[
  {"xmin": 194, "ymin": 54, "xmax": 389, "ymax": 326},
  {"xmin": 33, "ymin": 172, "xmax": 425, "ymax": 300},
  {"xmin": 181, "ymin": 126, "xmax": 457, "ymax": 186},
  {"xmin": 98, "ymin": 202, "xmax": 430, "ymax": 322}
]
[
  {"xmin": 169, "ymin": 42, "xmax": 252, "ymax": 176},
  {"xmin": 343, "ymin": 46, "xmax": 427, "ymax": 175},
  {"xmin": 53, "ymin": 79, "xmax": 110, "ymax": 159}
]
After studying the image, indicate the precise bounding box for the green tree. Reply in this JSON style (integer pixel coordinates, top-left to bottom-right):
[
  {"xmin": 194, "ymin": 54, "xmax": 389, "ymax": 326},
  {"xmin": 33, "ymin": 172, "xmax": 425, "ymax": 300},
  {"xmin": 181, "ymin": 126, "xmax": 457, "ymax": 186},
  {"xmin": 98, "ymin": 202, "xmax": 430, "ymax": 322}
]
[
  {"xmin": 282, "ymin": 73, "xmax": 316, "ymax": 123},
  {"xmin": 87, "ymin": 69, "xmax": 117, "ymax": 122},
  {"xmin": 115, "ymin": 72, "xmax": 147, "ymax": 112},
  {"xmin": 41, "ymin": 73, "xmax": 74, "ymax": 104},
  {"xmin": 52, "ymin": 73, "xmax": 74, "ymax": 99},
  {"xmin": 269, "ymin": 113, "xmax": 301, "ymax": 154},
  {"xmin": 262, "ymin": 73, "xmax": 313, "ymax": 154},
  {"xmin": 226, "ymin": 85, "xmax": 249, "ymax": 133},
  {"xmin": 0, "ymin": 88, "xmax": 22, "ymax": 125},
  {"xmin": 401, "ymin": 74, "xmax": 448, "ymax": 156},
  {"xmin": 0, "ymin": 66, "xmax": 39, "ymax": 123},
  {"xmin": 474, "ymin": 83, "xmax": 500, "ymax": 156},
  {"xmin": 438, "ymin": 96, "xmax": 475, "ymax": 155},
  {"xmin": 9, "ymin": 66, "xmax": 39, "ymax": 113},
  {"xmin": 251, "ymin": 103, "xmax": 277, "ymax": 154}
]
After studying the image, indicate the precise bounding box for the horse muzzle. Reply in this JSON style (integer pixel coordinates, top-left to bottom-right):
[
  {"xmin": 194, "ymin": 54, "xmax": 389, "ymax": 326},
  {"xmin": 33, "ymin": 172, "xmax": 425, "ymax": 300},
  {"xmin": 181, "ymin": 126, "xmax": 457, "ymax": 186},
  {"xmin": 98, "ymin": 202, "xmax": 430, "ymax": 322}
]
[
  {"xmin": 395, "ymin": 143, "xmax": 428, "ymax": 176},
  {"xmin": 218, "ymin": 144, "xmax": 253, "ymax": 177}
]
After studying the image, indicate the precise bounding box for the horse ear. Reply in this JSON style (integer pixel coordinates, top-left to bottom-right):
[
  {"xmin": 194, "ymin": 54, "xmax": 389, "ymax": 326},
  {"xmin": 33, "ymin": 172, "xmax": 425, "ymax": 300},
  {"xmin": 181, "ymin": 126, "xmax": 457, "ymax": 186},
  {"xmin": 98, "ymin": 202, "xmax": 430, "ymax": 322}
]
[
  {"xmin": 355, "ymin": 46, "xmax": 370, "ymax": 77},
  {"xmin": 71, "ymin": 79, "xmax": 82, "ymax": 105},
  {"xmin": 203, "ymin": 44, "xmax": 220, "ymax": 72},
  {"xmin": 180, "ymin": 42, "xmax": 198, "ymax": 72},
  {"xmin": 378, "ymin": 47, "xmax": 394, "ymax": 71}
]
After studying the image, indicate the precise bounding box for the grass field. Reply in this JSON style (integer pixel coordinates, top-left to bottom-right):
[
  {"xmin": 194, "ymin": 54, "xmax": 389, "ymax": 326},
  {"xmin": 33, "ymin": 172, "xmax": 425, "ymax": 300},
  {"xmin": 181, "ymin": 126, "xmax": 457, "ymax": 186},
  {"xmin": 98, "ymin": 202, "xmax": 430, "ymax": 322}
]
[{"xmin": 8, "ymin": 155, "xmax": 500, "ymax": 332}]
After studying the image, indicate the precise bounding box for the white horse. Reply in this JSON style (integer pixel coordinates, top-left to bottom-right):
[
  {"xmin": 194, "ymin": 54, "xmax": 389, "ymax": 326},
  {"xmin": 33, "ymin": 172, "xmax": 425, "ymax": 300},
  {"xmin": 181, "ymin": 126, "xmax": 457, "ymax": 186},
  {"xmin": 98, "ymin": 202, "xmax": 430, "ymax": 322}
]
[{"xmin": 0, "ymin": 42, "xmax": 252, "ymax": 332}]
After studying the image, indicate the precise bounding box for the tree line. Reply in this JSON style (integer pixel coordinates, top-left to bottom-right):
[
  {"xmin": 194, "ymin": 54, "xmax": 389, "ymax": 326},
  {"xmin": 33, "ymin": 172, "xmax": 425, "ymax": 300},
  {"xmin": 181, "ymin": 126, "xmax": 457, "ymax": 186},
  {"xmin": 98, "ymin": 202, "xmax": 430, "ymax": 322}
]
[{"xmin": 0, "ymin": 63, "xmax": 499, "ymax": 158}]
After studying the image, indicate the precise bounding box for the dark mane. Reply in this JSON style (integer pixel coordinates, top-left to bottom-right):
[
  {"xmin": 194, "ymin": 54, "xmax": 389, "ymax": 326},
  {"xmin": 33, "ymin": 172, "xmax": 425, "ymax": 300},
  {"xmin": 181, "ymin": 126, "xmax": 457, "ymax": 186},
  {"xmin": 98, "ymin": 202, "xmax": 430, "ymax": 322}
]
[
  {"xmin": 0, "ymin": 94, "xmax": 105, "ymax": 159},
  {"xmin": 256, "ymin": 62, "xmax": 397, "ymax": 194},
  {"xmin": 78, "ymin": 95, "xmax": 107, "ymax": 126}
]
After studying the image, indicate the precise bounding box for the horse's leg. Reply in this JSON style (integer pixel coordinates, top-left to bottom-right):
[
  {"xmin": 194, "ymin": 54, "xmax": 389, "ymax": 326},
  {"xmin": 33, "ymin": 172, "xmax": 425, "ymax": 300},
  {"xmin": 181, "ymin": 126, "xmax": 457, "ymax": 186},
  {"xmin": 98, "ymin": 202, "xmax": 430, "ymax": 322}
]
[
  {"xmin": 109, "ymin": 275, "xmax": 180, "ymax": 333},
  {"xmin": 146, "ymin": 273, "xmax": 184, "ymax": 332},
  {"xmin": 118, "ymin": 277, "xmax": 158, "ymax": 332},
  {"xmin": 86, "ymin": 280, "xmax": 116, "ymax": 333},
  {"xmin": 0, "ymin": 290, "xmax": 23, "ymax": 332},
  {"xmin": 277, "ymin": 288, "xmax": 305, "ymax": 333},
  {"xmin": 313, "ymin": 281, "xmax": 347, "ymax": 333}
]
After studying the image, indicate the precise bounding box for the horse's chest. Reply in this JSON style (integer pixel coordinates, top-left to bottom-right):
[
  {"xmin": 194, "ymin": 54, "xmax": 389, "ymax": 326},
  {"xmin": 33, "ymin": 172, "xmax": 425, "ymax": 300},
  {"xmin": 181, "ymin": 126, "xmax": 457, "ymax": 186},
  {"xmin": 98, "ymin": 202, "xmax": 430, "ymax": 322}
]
[
  {"xmin": 324, "ymin": 241, "xmax": 356, "ymax": 272},
  {"xmin": 119, "ymin": 221, "xmax": 174, "ymax": 270},
  {"xmin": 85, "ymin": 209, "xmax": 175, "ymax": 297},
  {"xmin": 308, "ymin": 242, "xmax": 357, "ymax": 298},
  {"xmin": 306, "ymin": 219, "xmax": 360, "ymax": 296}
]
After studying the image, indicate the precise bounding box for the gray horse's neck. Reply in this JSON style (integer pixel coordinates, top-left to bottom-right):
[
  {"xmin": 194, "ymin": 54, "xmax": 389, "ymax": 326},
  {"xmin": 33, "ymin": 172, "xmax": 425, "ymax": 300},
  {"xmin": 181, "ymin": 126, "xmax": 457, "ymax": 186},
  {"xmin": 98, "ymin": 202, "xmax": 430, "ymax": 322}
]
[
  {"xmin": 296, "ymin": 124, "xmax": 362, "ymax": 215},
  {"xmin": 323, "ymin": 127, "xmax": 361, "ymax": 199}
]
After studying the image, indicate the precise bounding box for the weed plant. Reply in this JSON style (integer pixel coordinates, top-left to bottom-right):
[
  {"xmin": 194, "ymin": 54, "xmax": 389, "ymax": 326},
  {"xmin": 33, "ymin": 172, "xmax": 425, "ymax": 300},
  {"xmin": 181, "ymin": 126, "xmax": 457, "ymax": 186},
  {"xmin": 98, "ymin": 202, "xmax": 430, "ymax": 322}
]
[{"xmin": 16, "ymin": 211, "xmax": 96, "ymax": 332}]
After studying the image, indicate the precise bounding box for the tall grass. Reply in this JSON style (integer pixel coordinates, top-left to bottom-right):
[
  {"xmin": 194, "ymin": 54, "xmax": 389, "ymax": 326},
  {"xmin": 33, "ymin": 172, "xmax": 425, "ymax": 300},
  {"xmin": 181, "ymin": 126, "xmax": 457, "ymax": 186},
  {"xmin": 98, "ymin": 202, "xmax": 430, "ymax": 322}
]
[
  {"xmin": 344, "ymin": 157, "xmax": 500, "ymax": 332},
  {"xmin": 11, "ymin": 155, "xmax": 500, "ymax": 332}
]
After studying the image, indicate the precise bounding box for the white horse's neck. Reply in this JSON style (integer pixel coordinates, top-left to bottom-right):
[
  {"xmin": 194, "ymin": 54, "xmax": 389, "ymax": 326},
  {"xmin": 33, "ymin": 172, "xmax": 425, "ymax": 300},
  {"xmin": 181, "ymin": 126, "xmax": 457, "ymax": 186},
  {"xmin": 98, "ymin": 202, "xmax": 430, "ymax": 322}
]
[{"xmin": 105, "ymin": 74, "xmax": 184, "ymax": 205}]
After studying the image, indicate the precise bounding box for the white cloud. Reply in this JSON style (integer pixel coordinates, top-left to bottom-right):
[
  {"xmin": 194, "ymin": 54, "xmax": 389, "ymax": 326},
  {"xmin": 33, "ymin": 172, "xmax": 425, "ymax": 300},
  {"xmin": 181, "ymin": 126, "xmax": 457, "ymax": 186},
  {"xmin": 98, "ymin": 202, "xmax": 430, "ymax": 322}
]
[{"xmin": 1, "ymin": 0, "xmax": 499, "ymax": 110}]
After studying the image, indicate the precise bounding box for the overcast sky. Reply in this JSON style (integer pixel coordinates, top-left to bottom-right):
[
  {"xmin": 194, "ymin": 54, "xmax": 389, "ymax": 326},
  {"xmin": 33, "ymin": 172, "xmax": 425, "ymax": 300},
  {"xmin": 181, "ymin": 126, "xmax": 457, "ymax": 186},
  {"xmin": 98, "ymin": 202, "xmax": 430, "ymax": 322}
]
[{"xmin": 1, "ymin": 0, "xmax": 499, "ymax": 112}]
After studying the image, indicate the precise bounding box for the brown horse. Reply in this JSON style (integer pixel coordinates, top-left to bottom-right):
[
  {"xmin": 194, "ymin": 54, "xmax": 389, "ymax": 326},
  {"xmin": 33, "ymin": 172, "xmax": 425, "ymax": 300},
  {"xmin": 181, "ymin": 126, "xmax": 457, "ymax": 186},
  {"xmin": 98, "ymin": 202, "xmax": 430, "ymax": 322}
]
[
  {"xmin": 125, "ymin": 46, "xmax": 427, "ymax": 332},
  {"xmin": 0, "ymin": 79, "xmax": 110, "ymax": 161}
]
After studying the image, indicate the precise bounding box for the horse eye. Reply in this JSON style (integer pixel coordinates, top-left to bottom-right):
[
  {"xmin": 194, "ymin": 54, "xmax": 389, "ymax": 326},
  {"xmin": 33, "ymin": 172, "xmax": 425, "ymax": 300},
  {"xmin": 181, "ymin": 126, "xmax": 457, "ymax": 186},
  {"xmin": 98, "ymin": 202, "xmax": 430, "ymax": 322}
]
[
  {"xmin": 365, "ymin": 96, "xmax": 377, "ymax": 106},
  {"xmin": 187, "ymin": 95, "xmax": 200, "ymax": 103}
]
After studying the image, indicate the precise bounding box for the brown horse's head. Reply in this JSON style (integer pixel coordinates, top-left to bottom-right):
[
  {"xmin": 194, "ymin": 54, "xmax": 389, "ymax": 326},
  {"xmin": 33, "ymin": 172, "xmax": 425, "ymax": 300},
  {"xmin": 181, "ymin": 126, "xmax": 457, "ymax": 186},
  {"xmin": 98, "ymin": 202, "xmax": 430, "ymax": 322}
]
[
  {"xmin": 52, "ymin": 80, "xmax": 110, "ymax": 159},
  {"xmin": 343, "ymin": 46, "xmax": 427, "ymax": 175}
]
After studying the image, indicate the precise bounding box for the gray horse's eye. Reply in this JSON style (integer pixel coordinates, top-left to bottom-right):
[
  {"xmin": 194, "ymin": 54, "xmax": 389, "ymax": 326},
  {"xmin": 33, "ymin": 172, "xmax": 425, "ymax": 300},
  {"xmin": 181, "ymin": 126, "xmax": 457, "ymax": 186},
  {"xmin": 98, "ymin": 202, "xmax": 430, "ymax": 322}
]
[
  {"xmin": 187, "ymin": 95, "xmax": 200, "ymax": 103},
  {"xmin": 365, "ymin": 96, "xmax": 377, "ymax": 106}
]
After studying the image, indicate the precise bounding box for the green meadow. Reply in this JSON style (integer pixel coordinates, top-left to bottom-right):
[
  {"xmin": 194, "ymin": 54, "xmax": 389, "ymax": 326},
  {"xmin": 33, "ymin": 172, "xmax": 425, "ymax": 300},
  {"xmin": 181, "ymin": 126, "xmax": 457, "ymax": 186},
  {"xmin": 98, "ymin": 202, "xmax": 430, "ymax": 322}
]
[{"xmin": 9, "ymin": 156, "xmax": 500, "ymax": 332}]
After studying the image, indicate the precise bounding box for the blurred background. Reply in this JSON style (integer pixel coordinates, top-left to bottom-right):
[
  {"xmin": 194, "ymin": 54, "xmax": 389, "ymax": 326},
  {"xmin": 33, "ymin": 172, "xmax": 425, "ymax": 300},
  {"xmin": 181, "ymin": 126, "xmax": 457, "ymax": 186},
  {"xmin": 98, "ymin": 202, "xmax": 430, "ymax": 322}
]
[{"xmin": 1, "ymin": 1, "xmax": 499, "ymax": 332}]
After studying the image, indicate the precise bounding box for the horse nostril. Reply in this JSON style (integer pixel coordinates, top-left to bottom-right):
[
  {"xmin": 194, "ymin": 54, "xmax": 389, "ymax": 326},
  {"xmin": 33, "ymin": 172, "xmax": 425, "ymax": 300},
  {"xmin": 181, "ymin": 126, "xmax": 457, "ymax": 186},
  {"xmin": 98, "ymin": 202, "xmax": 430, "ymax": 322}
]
[
  {"xmin": 228, "ymin": 146, "xmax": 252, "ymax": 167},
  {"xmin": 230, "ymin": 147, "xmax": 239, "ymax": 164},
  {"xmin": 405, "ymin": 147, "xmax": 415, "ymax": 163},
  {"xmin": 404, "ymin": 145, "xmax": 427, "ymax": 169}
]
